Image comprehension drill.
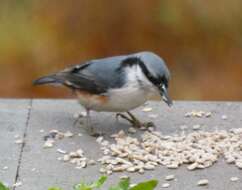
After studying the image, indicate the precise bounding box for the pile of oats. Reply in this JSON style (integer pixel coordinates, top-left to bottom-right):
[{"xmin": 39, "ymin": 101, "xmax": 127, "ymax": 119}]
[{"xmin": 96, "ymin": 128, "xmax": 242, "ymax": 175}]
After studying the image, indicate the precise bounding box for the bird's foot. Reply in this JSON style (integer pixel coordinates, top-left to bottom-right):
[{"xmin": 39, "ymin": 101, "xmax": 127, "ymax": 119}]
[
  {"xmin": 73, "ymin": 110, "xmax": 103, "ymax": 137},
  {"xmin": 73, "ymin": 112, "xmax": 86, "ymax": 126},
  {"xmin": 87, "ymin": 126, "xmax": 103, "ymax": 137},
  {"xmin": 116, "ymin": 111, "xmax": 155, "ymax": 129}
]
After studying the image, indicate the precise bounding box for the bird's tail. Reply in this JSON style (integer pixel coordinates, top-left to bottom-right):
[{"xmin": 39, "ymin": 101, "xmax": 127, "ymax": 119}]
[{"xmin": 33, "ymin": 74, "xmax": 63, "ymax": 86}]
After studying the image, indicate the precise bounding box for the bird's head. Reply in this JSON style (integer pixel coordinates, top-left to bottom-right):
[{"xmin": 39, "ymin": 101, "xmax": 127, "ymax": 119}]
[{"xmin": 137, "ymin": 51, "xmax": 173, "ymax": 106}]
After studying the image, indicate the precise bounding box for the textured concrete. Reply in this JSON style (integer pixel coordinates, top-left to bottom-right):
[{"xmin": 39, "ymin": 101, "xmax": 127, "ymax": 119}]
[
  {"xmin": 0, "ymin": 99, "xmax": 30, "ymax": 187},
  {"xmin": 0, "ymin": 99, "xmax": 242, "ymax": 189}
]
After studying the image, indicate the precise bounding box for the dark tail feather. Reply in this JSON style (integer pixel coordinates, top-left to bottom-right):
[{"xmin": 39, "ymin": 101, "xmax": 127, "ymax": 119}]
[{"xmin": 33, "ymin": 75, "xmax": 63, "ymax": 85}]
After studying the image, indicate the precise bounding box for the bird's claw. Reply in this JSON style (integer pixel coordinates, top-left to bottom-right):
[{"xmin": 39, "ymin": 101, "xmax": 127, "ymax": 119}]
[{"xmin": 116, "ymin": 112, "xmax": 155, "ymax": 129}]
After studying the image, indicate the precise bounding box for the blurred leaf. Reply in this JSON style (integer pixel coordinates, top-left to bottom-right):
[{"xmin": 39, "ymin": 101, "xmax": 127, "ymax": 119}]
[
  {"xmin": 108, "ymin": 178, "xmax": 130, "ymax": 190},
  {"xmin": 74, "ymin": 176, "xmax": 107, "ymax": 190},
  {"xmin": 0, "ymin": 182, "xmax": 9, "ymax": 190},
  {"xmin": 48, "ymin": 188, "xmax": 63, "ymax": 190},
  {"xmin": 129, "ymin": 180, "xmax": 158, "ymax": 190},
  {"xmin": 89, "ymin": 176, "xmax": 107, "ymax": 188}
]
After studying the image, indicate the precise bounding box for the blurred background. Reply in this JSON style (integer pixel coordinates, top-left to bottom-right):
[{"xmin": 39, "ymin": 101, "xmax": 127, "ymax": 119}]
[{"xmin": 0, "ymin": 0, "xmax": 242, "ymax": 100}]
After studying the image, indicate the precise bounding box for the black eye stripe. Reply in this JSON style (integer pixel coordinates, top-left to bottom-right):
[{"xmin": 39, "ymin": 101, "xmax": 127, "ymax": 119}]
[
  {"xmin": 119, "ymin": 56, "xmax": 168, "ymax": 87},
  {"xmin": 137, "ymin": 60, "xmax": 160, "ymax": 86}
]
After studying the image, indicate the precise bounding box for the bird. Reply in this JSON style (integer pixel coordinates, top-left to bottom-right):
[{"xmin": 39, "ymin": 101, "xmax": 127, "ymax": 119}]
[{"xmin": 33, "ymin": 51, "xmax": 172, "ymax": 135}]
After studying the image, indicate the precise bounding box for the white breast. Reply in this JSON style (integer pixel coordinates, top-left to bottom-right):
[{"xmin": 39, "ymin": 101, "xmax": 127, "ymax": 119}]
[{"xmin": 82, "ymin": 65, "xmax": 159, "ymax": 112}]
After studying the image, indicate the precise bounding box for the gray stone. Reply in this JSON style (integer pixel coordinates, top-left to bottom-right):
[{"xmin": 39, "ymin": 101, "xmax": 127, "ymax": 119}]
[
  {"xmin": 0, "ymin": 99, "xmax": 30, "ymax": 187},
  {"xmin": 0, "ymin": 99, "xmax": 241, "ymax": 190}
]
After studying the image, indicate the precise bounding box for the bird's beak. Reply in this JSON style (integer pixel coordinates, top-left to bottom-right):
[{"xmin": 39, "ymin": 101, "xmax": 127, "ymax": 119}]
[{"xmin": 160, "ymin": 85, "xmax": 173, "ymax": 107}]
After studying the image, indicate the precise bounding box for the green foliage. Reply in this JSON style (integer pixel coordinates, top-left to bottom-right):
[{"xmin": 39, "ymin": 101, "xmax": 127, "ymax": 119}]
[
  {"xmin": 108, "ymin": 178, "xmax": 130, "ymax": 190},
  {"xmin": 129, "ymin": 180, "xmax": 158, "ymax": 190},
  {"xmin": 73, "ymin": 176, "xmax": 107, "ymax": 190},
  {"xmin": 1, "ymin": 176, "xmax": 158, "ymax": 190},
  {"xmin": 49, "ymin": 176, "xmax": 158, "ymax": 190},
  {"xmin": 109, "ymin": 178, "xmax": 158, "ymax": 190},
  {"xmin": 48, "ymin": 188, "xmax": 63, "ymax": 190},
  {"xmin": 0, "ymin": 182, "xmax": 9, "ymax": 190}
]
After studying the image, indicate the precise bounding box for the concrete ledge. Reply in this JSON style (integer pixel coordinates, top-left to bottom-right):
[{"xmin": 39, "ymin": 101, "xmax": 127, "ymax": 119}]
[{"xmin": 0, "ymin": 99, "xmax": 241, "ymax": 190}]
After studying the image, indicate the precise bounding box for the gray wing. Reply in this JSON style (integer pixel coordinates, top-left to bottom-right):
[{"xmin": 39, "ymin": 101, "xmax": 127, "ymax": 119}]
[
  {"xmin": 57, "ymin": 55, "xmax": 128, "ymax": 94},
  {"xmin": 34, "ymin": 53, "xmax": 145, "ymax": 94}
]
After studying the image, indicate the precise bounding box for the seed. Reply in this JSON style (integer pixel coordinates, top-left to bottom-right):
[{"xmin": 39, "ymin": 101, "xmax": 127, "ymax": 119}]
[
  {"xmin": 129, "ymin": 184, "xmax": 137, "ymax": 188},
  {"xmin": 138, "ymin": 168, "xmax": 145, "ymax": 174},
  {"xmin": 99, "ymin": 168, "xmax": 106, "ymax": 173},
  {"xmin": 230, "ymin": 177, "xmax": 239, "ymax": 182},
  {"xmin": 13, "ymin": 181, "xmax": 22, "ymax": 187},
  {"xmin": 63, "ymin": 155, "xmax": 70, "ymax": 162},
  {"xmin": 55, "ymin": 132, "xmax": 64, "ymax": 140},
  {"xmin": 148, "ymin": 127, "xmax": 154, "ymax": 132},
  {"xmin": 88, "ymin": 159, "xmax": 96, "ymax": 165},
  {"xmin": 73, "ymin": 113, "xmax": 80, "ymax": 119},
  {"xmin": 195, "ymin": 112, "xmax": 203, "ymax": 117},
  {"xmin": 140, "ymin": 126, "xmax": 147, "ymax": 131},
  {"xmin": 226, "ymin": 157, "xmax": 235, "ymax": 164},
  {"xmin": 144, "ymin": 163, "xmax": 155, "ymax": 170},
  {"xmin": 113, "ymin": 165, "xmax": 129, "ymax": 172},
  {"xmin": 162, "ymin": 183, "xmax": 170, "ymax": 188},
  {"xmin": 15, "ymin": 139, "xmax": 24, "ymax": 144},
  {"xmin": 127, "ymin": 167, "xmax": 137, "ymax": 172},
  {"xmin": 79, "ymin": 161, "xmax": 87, "ymax": 168},
  {"xmin": 57, "ymin": 157, "xmax": 63, "ymax": 161},
  {"xmin": 39, "ymin": 129, "xmax": 45, "ymax": 133},
  {"xmin": 120, "ymin": 175, "xmax": 129, "ymax": 179},
  {"xmin": 221, "ymin": 115, "xmax": 228, "ymax": 120},
  {"xmin": 96, "ymin": 136, "xmax": 104, "ymax": 144},
  {"xmin": 106, "ymin": 164, "xmax": 114, "ymax": 170},
  {"xmin": 43, "ymin": 139, "xmax": 54, "ymax": 148},
  {"xmin": 142, "ymin": 107, "xmax": 153, "ymax": 112},
  {"xmin": 70, "ymin": 158, "xmax": 78, "ymax": 164},
  {"xmin": 192, "ymin": 125, "xmax": 201, "ymax": 130},
  {"xmin": 57, "ymin": 149, "xmax": 67, "ymax": 154},
  {"xmin": 167, "ymin": 163, "xmax": 178, "ymax": 169},
  {"xmin": 128, "ymin": 127, "xmax": 137, "ymax": 134},
  {"xmin": 165, "ymin": 175, "xmax": 175, "ymax": 181},
  {"xmin": 180, "ymin": 125, "xmax": 188, "ymax": 130},
  {"xmin": 148, "ymin": 114, "xmax": 158, "ymax": 118},
  {"xmin": 69, "ymin": 152, "xmax": 78, "ymax": 158},
  {"xmin": 64, "ymin": 131, "xmax": 74, "ymax": 138},
  {"xmin": 205, "ymin": 112, "xmax": 212, "ymax": 117},
  {"xmin": 185, "ymin": 112, "xmax": 192, "ymax": 117},
  {"xmin": 101, "ymin": 140, "xmax": 109, "ymax": 146},
  {"xmin": 76, "ymin": 149, "xmax": 84, "ymax": 157},
  {"xmin": 197, "ymin": 179, "xmax": 209, "ymax": 186},
  {"xmin": 187, "ymin": 163, "xmax": 198, "ymax": 170},
  {"xmin": 235, "ymin": 161, "xmax": 242, "ymax": 169}
]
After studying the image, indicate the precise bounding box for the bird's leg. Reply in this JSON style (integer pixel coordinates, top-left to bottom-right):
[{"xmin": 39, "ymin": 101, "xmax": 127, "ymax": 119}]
[
  {"xmin": 74, "ymin": 108, "xmax": 100, "ymax": 137},
  {"xmin": 85, "ymin": 108, "xmax": 101, "ymax": 137},
  {"xmin": 126, "ymin": 111, "xmax": 142, "ymax": 128},
  {"xmin": 73, "ymin": 113, "xmax": 84, "ymax": 126},
  {"xmin": 116, "ymin": 113, "xmax": 136, "ymax": 125},
  {"xmin": 116, "ymin": 111, "xmax": 154, "ymax": 128}
]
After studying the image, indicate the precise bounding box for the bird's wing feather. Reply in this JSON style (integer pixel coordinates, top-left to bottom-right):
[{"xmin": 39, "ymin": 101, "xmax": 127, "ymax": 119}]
[
  {"xmin": 34, "ymin": 53, "xmax": 144, "ymax": 94},
  {"xmin": 57, "ymin": 55, "xmax": 128, "ymax": 94}
]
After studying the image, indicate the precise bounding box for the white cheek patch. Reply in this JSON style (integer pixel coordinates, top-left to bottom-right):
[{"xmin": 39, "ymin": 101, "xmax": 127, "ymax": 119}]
[
  {"xmin": 124, "ymin": 65, "xmax": 159, "ymax": 99},
  {"xmin": 125, "ymin": 65, "xmax": 153, "ymax": 87}
]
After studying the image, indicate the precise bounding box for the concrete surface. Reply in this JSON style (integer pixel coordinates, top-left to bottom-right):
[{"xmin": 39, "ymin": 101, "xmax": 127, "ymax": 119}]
[
  {"xmin": 0, "ymin": 99, "xmax": 30, "ymax": 187},
  {"xmin": 0, "ymin": 99, "xmax": 242, "ymax": 190}
]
